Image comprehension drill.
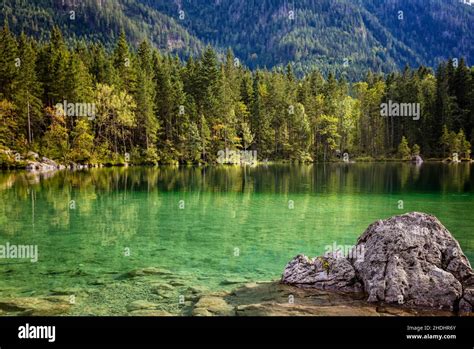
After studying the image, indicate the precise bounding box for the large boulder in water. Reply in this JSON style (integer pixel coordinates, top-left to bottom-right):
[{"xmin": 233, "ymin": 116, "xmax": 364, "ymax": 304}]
[{"xmin": 281, "ymin": 212, "xmax": 474, "ymax": 313}]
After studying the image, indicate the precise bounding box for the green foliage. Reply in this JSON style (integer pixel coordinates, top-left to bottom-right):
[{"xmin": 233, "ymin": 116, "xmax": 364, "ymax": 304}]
[
  {"xmin": 440, "ymin": 126, "xmax": 472, "ymax": 159},
  {"xmin": 0, "ymin": 26, "xmax": 472, "ymax": 166},
  {"xmin": 70, "ymin": 119, "xmax": 94, "ymax": 164},
  {"xmin": 0, "ymin": 100, "xmax": 23, "ymax": 151},
  {"xmin": 94, "ymin": 84, "xmax": 136, "ymax": 157},
  {"xmin": 42, "ymin": 107, "xmax": 69, "ymax": 162},
  {"xmin": 0, "ymin": 20, "xmax": 18, "ymax": 100},
  {"xmin": 412, "ymin": 144, "xmax": 421, "ymax": 156},
  {"xmin": 398, "ymin": 136, "xmax": 411, "ymax": 160},
  {"xmin": 13, "ymin": 33, "xmax": 43, "ymax": 144}
]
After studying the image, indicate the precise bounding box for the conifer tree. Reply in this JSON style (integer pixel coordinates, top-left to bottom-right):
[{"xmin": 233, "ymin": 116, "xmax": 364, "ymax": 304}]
[{"xmin": 0, "ymin": 20, "xmax": 18, "ymax": 100}]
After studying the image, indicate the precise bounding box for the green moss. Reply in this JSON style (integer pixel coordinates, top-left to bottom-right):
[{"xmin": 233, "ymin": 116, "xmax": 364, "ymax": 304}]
[{"xmin": 317, "ymin": 256, "xmax": 330, "ymax": 274}]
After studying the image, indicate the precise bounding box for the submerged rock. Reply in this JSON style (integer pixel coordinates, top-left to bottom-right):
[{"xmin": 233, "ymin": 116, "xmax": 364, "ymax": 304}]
[
  {"xmin": 150, "ymin": 283, "xmax": 174, "ymax": 292},
  {"xmin": 189, "ymin": 281, "xmax": 450, "ymax": 317},
  {"xmin": 282, "ymin": 212, "xmax": 474, "ymax": 313},
  {"xmin": 220, "ymin": 278, "xmax": 249, "ymax": 285},
  {"xmin": 128, "ymin": 309, "xmax": 173, "ymax": 316},
  {"xmin": 126, "ymin": 300, "xmax": 159, "ymax": 312},
  {"xmin": 126, "ymin": 267, "xmax": 173, "ymax": 277},
  {"xmin": 192, "ymin": 296, "xmax": 234, "ymax": 316},
  {"xmin": 0, "ymin": 296, "xmax": 72, "ymax": 316}
]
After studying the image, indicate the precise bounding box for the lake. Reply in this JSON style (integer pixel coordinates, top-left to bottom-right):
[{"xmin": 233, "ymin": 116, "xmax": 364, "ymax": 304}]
[{"xmin": 0, "ymin": 163, "xmax": 473, "ymax": 315}]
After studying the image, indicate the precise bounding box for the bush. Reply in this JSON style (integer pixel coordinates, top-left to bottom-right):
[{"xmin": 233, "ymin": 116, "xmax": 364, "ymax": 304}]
[{"xmin": 397, "ymin": 136, "xmax": 411, "ymax": 160}]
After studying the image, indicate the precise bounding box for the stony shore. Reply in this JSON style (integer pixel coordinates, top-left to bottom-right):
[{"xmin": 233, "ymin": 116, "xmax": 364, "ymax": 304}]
[{"xmin": 0, "ymin": 278, "xmax": 456, "ymax": 317}]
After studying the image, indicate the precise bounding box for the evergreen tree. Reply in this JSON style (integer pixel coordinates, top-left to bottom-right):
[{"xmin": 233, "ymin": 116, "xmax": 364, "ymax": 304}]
[
  {"xmin": 113, "ymin": 29, "xmax": 136, "ymax": 94},
  {"xmin": 397, "ymin": 136, "xmax": 411, "ymax": 160},
  {"xmin": 135, "ymin": 40, "xmax": 159, "ymax": 161},
  {"xmin": 0, "ymin": 20, "xmax": 18, "ymax": 100},
  {"xmin": 12, "ymin": 33, "xmax": 43, "ymax": 145}
]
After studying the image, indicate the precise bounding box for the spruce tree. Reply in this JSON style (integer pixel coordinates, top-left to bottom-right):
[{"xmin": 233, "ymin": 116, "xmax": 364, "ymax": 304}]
[{"xmin": 0, "ymin": 20, "xmax": 18, "ymax": 100}]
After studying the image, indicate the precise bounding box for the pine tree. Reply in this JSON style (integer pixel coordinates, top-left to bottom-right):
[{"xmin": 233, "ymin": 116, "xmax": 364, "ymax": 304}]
[
  {"xmin": 457, "ymin": 129, "xmax": 471, "ymax": 159},
  {"xmin": 397, "ymin": 136, "xmax": 411, "ymax": 160},
  {"xmin": 13, "ymin": 33, "xmax": 43, "ymax": 145},
  {"xmin": 199, "ymin": 46, "xmax": 220, "ymax": 118},
  {"xmin": 113, "ymin": 29, "xmax": 136, "ymax": 94},
  {"xmin": 0, "ymin": 20, "xmax": 18, "ymax": 100},
  {"xmin": 440, "ymin": 125, "xmax": 450, "ymax": 157},
  {"xmin": 45, "ymin": 26, "xmax": 70, "ymax": 104},
  {"xmin": 453, "ymin": 58, "xmax": 472, "ymax": 139},
  {"xmin": 412, "ymin": 144, "xmax": 421, "ymax": 156},
  {"xmin": 65, "ymin": 52, "xmax": 94, "ymax": 103},
  {"xmin": 316, "ymin": 114, "xmax": 340, "ymax": 161},
  {"xmin": 90, "ymin": 43, "xmax": 114, "ymax": 85},
  {"xmin": 0, "ymin": 100, "xmax": 21, "ymax": 150},
  {"xmin": 200, "ymin": 114, "xmax": 211, "ymax": 163},
  {"xmin": 135, "ymin": 40, "xmax": 158, "ymax": 160}
]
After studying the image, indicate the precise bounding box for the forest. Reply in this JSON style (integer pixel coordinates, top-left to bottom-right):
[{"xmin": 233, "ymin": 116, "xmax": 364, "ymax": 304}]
[
  {"xmin": 2, "ymin": 0, "xmax": 473, "ymax": 80},
  {"xmin": 0, "ymin": 23, "xmax": 473, "ymax": 167}
]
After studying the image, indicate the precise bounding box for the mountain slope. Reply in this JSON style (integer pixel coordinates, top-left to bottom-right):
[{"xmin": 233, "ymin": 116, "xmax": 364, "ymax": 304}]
[
  {"xmin": 1, "ymin": 0, "xmax": 473, "ymax": 79},
  {"xmin": 0, "ymin": 0, "xmax": 205, "ymax": 57},
  {"xmin": 144, "ymin": 0, "xmax": 474, "ymax": 78}
]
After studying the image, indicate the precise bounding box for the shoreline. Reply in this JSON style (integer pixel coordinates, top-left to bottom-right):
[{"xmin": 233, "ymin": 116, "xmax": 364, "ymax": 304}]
[
  {"xmin": 0, "ymin": 278, "xmax": 459, "ymax": 317},
  {"xmin": 0, "ymin": 274, "xmax": 458, "ymax": 317},
  {"xmin": 1, "ymin": 158, "xmax": 473, "ymax": 172}
]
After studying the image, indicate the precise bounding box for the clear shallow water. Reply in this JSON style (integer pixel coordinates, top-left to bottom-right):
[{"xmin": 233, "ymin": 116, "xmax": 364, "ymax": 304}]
[{"xmin": 0, "ymin": 163, "xmax": 473, "ymax": 314}]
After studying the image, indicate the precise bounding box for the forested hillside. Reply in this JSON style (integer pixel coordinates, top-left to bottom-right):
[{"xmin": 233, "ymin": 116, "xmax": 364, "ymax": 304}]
[
  {"xmin": 0, "ymin": 25, "xmax": 472, "ymax": 167},
  {"xmin": 0, "ymin": 0, "xmax": 473, "ymax": 79},
  {"xmin": 0, "ymin": 0, "xmax": 205, "ymax": 58},
  {"xmin": 141, "ymin": 0, "xmax": 474, "ymax": 78}
]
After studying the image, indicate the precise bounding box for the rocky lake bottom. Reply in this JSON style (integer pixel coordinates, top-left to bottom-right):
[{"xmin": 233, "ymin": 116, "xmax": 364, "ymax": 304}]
[{"xmin": 0, "ymin": 267, "xmax": 455, "ymax": 317}]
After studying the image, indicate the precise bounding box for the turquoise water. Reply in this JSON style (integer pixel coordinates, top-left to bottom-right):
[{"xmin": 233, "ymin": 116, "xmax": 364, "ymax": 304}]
[{"xmin": 0, "ymin": 163, "xmax": 473, "ymax": 314}]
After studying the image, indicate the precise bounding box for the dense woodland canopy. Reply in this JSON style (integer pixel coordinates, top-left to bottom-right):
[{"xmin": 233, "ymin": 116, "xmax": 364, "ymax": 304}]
[
  {"xmin": 1, "ymin": 0, "xmax": 473, "ymax": 79},
  {"xmin": 0, "ymin": 24, "xmax": 473, "ymax": 167}
]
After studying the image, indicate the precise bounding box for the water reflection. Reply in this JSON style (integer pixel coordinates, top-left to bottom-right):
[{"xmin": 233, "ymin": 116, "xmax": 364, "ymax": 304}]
[{"xmin": 1, "ymin": 162, "xmax": 472, "ymax": 197}]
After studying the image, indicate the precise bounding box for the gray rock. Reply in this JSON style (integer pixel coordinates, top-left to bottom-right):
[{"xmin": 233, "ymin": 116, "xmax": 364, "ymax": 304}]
[
  {"xmin": 27, "ymin": 151, "xmax": 39, "ymax": 160},
  {"xmin": 281, "ymin": 255, "xmax": 363, "ymax": 292},
  {"xmin": 411, "ymin": 155, "xmax": 423, "ymax": 164},
  {"xmin": 459, "ymin": 288, "xmax": 473, "ymax": 313},
  {"xmin": 26, "ymin": 156, "xmax": 61, "ymax": 172},
  {"xmin": 282, "ymin": 212, "xmax": 474, "ymax": 313}
]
